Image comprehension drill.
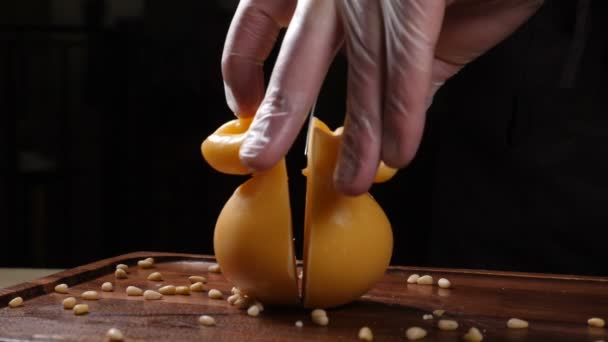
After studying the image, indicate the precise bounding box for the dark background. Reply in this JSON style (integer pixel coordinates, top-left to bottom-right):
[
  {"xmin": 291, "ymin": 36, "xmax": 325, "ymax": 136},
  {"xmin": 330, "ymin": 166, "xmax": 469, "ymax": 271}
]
[{"xmin": 1, "ymin": 1, "xmax": 607, "ymax": 275}]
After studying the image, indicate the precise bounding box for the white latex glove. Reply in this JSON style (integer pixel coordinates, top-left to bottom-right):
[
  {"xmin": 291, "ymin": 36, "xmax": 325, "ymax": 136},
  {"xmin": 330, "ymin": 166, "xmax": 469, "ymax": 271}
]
[{"xmin": 222, "ymin": 0, "xmax": 545, "ymax": 195}]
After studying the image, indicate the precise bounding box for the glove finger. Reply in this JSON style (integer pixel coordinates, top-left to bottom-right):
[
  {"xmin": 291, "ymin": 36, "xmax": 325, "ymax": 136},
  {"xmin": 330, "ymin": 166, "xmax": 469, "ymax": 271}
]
[
  {"xmin": 381, "ymin": 0, "xmax": 446, "ymax": 168},
  {"xmin": 239, "ymin": 0, "xmax": 343, "ymax": 171},
  {"xmin": 333, "ymin": 0, "xmax": 385, "ymax": 196},
  {"xmin": 222, "ymin": 0, "xmax": 296, "ymax": 117}
]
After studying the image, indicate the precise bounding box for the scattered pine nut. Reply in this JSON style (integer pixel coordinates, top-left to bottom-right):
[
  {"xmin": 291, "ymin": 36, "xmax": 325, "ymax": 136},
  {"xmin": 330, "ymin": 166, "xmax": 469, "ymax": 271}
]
[
  {"xmin": 54, "ymin": 283, "xmax": 69, "ymax": 294},
  {"xmin": 358, "ymin": 326, "xmax": 373, "ymax": 341},
  {"xmin": 438, "ymin": 278, "xmax": 451, "ymax": 289},
  {"xmin": 145, "ymin": 257, "xmax": 155, "ymax": 263},
  {"xmin": 189, "ymin": 276, "xmax": 207, "ymax": 284},
  {"xmin": 159, "ymin": 285, "xmax": 176, "ymax": 295},
  {"xmin": 433, "ymin": 309, "xmax": 445, "ymax": 317},
  {"xmin": 405, "ymin": 327, "xmax": 427, "ymax": 340},
  {"xmin": 208, "ymin": 289, "xmax": 223, "ymax": 299},
  {"xmin": 254, "ymin": 300, "xmax": 264, "ymax": 312},
  {"xmin": 231, "ymin": 287, "xmax": 241, "ymax": 295},
  {"xmin": 9, "ymin": 297, "xmax": 23, "ymax": 308},
  {"xmin": 147, "ymin": 272, "xmax": 163, "ymax": 281},
  {"xmin": 311, "ymin": 309, "xmax": 327, "ymax": 319},
  {"xmin": 234, "ymin": 297, "xmax": 251, "ymax": 309},
  {"xmin": 247, "ymin": 305, "xmax": 260, "ymax": 317},
  {"xmin": 116, "ymin": 264, "xmax": 128, "ymax": 271},
  {"xmin": 438, "ymin": 319, "xmax": 459, "ymax": 331},
  {"xmin": 295, "ymin": 320, "xmax": 304, "ymax": 328},
  {"xmin": 208, "ymin": 264, "xmax": 221, "ymax": 273},
  {"xmin": 73, "ymin": 304, "xmax": 89, "ymax": 315},
  {"xmin": 190, "ymin": 282, "xmax": 204, "ymax": 292},
  {"xmin": 101, "ymin": 282, "xmax": 113, "ymax": 292},
  {"xmin": 311, "ymin": 309, "xmax": 329, "ymax": 326},
  {"xmin": 463, "ymin": 327, "xmax": 484, "ymax": 342},
  {"xmin": 407, "ymin": 274, "xmax": 420, "ymax": 284},
  {"xmin": 176, "ymin": 286, "xmax": 190, "ymax": 295},
  {"xmin": 115, "ymin": 269, "xmax": 127, "ymax": 279},
  {"xmin": 63, "ymin": 297, "xmax": 77, "ymax": 309},
  {"xmin": 423, "ymin": 314, "xmax": 433, "ymax": 320},
  {"xmin": 507, "ymin": 318, "xmax": 529, "ymax": 329},
  {"xmin": 106, "ymin": 328, "xmax": 124, "ymax": 341},
  {"xmin": 81, "ymin": 291, "xmax": 100, "ymax": 300},
  {"xmin": 588, "ymin": 317, "xmax": 605, "ymax": 328},
  {"xmin": 143, "ymin": 290, "xmax": 162, "ymax": 300},
  {"xmin": 416, "ymin": 275, "xmax": 433, "ymax": 285},
  {"xmin": 126, "ymin": 286, "xmax": 143, "ymax": 296},
  {"xmin": 313, "ymin": 315, "xmax": 329, "ymax": 326},
  {"xmin": 138, "ymin": 259, "xmax": 154, "ymax": 269},
  {"xmin": 199, "ymin": 315, "xmax": 216, "ymax": 326},
  {"xmin": 227, "ymin": 294, "xmax": 239, "ymax": 305}
]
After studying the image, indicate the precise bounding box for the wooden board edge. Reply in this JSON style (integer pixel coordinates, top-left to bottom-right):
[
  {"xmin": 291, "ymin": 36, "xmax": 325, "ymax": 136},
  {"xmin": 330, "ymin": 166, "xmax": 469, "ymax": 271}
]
[{"xmin": 0, "ymin": 251, "xmax": 216, "ymax": 306}]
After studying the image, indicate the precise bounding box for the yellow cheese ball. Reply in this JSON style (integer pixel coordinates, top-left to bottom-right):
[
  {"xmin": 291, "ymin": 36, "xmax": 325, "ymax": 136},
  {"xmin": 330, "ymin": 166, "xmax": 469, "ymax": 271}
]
[{"xmin": 202, "ymin": 117, "xmax": 395, "ymax": 309}]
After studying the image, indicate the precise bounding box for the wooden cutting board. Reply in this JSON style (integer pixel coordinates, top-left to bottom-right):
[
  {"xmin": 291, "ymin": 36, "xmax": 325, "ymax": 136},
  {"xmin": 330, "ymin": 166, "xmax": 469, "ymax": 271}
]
[{"xmin": 1, "ymin": 252, "xmax": 607, "ymax": 341}]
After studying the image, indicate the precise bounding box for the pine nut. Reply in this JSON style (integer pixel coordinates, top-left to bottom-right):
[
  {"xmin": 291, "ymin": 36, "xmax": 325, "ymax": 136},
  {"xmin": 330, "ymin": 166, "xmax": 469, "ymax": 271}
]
[
  {"xmin": 189, "ymin": 276, "xmax": 207, "ymax": 284},
  {"xmin": 438, "ymin": 319, "xmax": 459, "ymax": 331},
  {"xmin": 231, "ymin": 286, "xmax": 241, "ymax": 295},
  {"xmin": 115, "ymin": 269, "xmax": 127, "ymax": 279},
  {"xmin": 147, "ymin": 272, "xmax": 163, "ymax": 281},
  {"xmin": 73, "ymin": 304, "xmax": 89, "ymax": 315},
  {"xmin": 247, "ymin": 305, "xmax": 260, "ymax": 317},
  {"xmin": 126, "ymin": 286, "xmax": 143, "ymax": 296},
  {"xmin": 145, "ymin": 257, "xmax": 155, "ymax": 263},
  {"xmin": 407, "ymin": 274, "xmax": 420, "ymax": 284},
  {"xmin": 463, "ymin": 327, "xmax": 484, "ymax": 342},
  {"xmin": 313, "ymin": 315, "xmax": 329, "ymax": 326},
  {"xmin": 405, "ymin": 327, "xmax": 427, "ymax": 340},
  {"xmin": 208, "ymin": 289, "xmax": 223, "ymax": 299},
  {"xmin": 423, "ymin": 314, "xmax": 433, "ymax": 320},
  {"xmin": 433, "ymin": 309, "xmax": 445, "ymax": 317},
  {"xmin": 63, "ymin": 297, "xmax": 77, "ymax": 309},
  {"xmin": 416, "ymin": 275, "xmax": 433, "ymax": 285},
  {"xmin": 507, "ymin": 318, "xmax": 529, "ymax": 329},
  {"xmin": 254, "ymin": 300, "xmax": 264, "ymax": 312},
  {"xmin": 208, "ymin": 264, "xmax": 221, "ymax": 273},
  {"xmin": 159, "ymin": 285, "xmax": 176, "ymax": 295},
  {"xmin": 9, "ymin": 297, "xmax": 23, "ymax": 308},
  {"xmin": 81, "ymin": 291, "xmax": 100, "ymax": 300},
  {"xmin": 227, "ymin": 294, "xmax": 239, "ymax": 305},
  {"xmin": 438, "ymin": 278, "xmax": 451, "ymax": 289},
  {"xmin": 295, "ymin": 320, "xmax": 304, "ymax": 328},
  {"xmin": 54, "ymin": 283, "xmax": 69, "ymax": 294},
  {"xmin": 588, "ymin": 317, "xmax": 605, "ymax": 328},
  {"xmin": 190, "ymin": 282, "xmax": 204, "ymax": 292},
  {"xmin": 116, "ymin": 264, "xmax": 128, "ymax": 271},
  {"xmin": 176, "ymin": 286, "xmax": 190, "ymax": 295},
  {"xmin": 106, "ymin": 328, "xmax": 124, "ymax": 341},
  {"xmin": 311, "ymin": 309, "xmax": 327, "ymax": 319},
  {"xmin": 199, "ymin": 315, "xmax": 216, "ymax": 326},
  {"xmin": 138, "ymin": 259, "xmax": 153, "ymax": 269},
  {"xmin": 358, "ymin": 326, "xmax": 373, "ymax": 341},
  {"xmin": 143, "ymin": 290, "xmax": 162, "ymax": 300},
  {"xmin": 311, "ymin": 309, "xmax": 329, "ymax": 326},
  {"xmin": 101, "ymin": 282, "xmax": 113, "ymax": 292},
  {"xmin": 234, "ymin": 297, "xmax": 251, "ymax": 309}
]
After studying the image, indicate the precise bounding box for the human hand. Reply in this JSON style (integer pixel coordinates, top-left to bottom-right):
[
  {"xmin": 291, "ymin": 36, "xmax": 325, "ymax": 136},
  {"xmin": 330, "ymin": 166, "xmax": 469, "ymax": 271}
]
[{"xmin": 221, "ymin": 0, "xmax": 544, "ymax": 195}]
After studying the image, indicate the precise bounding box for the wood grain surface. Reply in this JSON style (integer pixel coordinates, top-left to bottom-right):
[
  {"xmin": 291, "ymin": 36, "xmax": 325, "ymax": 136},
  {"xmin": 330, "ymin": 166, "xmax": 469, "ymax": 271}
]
[{"xmin": 1, "ymin": 251, "xmax": 607, "ymax": 341}]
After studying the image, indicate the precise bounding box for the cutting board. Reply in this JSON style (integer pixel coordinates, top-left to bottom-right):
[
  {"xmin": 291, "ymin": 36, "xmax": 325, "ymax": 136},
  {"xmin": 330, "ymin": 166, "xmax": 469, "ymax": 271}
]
[{"xmin": 1, "ymin": 252, "xmax": 607, "ymax": 341}]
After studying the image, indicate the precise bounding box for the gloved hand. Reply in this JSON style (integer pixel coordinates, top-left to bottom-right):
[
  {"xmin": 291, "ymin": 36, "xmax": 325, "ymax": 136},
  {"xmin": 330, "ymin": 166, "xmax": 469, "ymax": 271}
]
[{"xmin": 222, "ymin": 0, "xmax": 544, "ymax": 195}]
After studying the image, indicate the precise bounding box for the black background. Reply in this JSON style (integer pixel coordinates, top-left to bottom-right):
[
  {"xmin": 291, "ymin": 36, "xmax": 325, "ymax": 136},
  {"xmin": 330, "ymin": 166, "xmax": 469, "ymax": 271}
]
[{"xmin": 1, "ymin": 1, "xmax": 607, "ymax": 275}]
